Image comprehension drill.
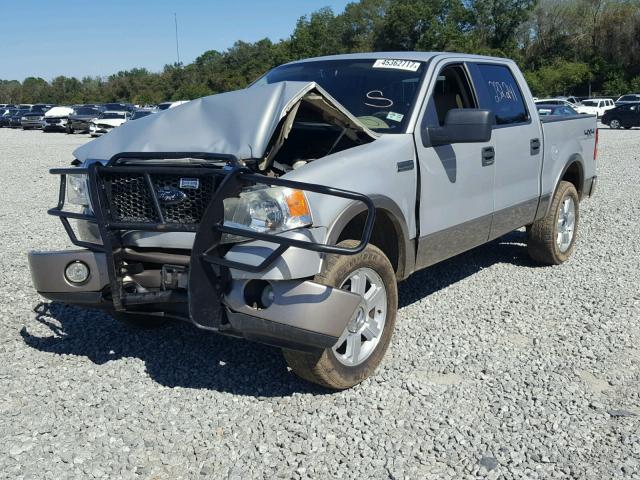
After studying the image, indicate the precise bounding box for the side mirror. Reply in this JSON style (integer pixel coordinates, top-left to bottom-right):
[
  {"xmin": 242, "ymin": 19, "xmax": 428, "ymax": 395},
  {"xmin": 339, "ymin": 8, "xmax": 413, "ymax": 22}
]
[{"xmin": 424, "ymin": 109, "xmax": 493, "ymax": 147}]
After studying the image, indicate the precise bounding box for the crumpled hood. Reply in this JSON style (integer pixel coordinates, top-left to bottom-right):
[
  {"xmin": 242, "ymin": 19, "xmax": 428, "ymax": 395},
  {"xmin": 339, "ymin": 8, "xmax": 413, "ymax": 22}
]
[{"xmin": 73, "ymin": 81, "xmax": 376, "ymax": 163}]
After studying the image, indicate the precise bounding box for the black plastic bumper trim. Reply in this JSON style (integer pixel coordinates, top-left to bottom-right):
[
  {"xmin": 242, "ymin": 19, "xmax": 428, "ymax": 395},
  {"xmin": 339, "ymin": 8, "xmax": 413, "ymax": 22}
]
[{"xmin": 226, "ymin": 311, "xmax": 337, "ymax": 352}]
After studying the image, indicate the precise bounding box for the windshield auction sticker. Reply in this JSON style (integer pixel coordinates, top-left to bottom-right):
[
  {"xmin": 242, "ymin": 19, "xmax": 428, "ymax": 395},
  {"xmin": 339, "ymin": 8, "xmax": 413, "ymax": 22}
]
[{"xmin": 372, "ymin": 59, "xmax": 421, "ymax": 72}]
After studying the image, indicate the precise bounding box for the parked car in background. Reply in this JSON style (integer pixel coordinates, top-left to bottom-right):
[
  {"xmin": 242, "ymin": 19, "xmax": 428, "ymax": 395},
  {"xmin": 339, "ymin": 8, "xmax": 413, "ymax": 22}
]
[
  {"xmin": 42, "ymin": 106, "xmax": 75, "ymax": 132},
  {"xmin": 536, "ymin": 97, "xmax": 581, "ymax": 107},
  {"xmin": 602, "ymin": 102, "xmax": 640, "ymax": 129},
  {"xmin": 21, "ymin": 110, "xmax": 46, "ymax": 129},
  {"xmin": 534, "ymin": 98, "xmax": 577, "ymax": 108},
  {"xmin": 18, "ymin": 104, "xmax": 33, "ymax": 110},
  {"xmin": 89, "ymin": 110, "xmax": 129, "ymax": 137},
  {"xmin": 67, "ymin": 106, "xmax": 103, "ymax": 133},
  {"xmin": 575, "ymin": 98, "xmax": 615, "ymax": 117},
  {"xmin": 30, "ymin": 103, "xmax": 54, "ymax": 113},
  {"xmin": 129, "ymin": 109, "xmax": 155, "ymax": 120},
  {"xmin": 103, "ymin": 103, "xmax": 135, "ymax": 112},
  {"xmin": 535, "ymin": 104, "xmax": 579, "ymax": 116},
  {"xmin": 0, "ymin": 108, "xmax": 17, "ymax": 127},
  {"xmin": 9, "ymin": 109, "xmax": 30, "ymax": 127},
  {"xmin": 21, "ymin": 104, "xmax": 50, "ymax": 129},
  {"xmin": 561, "ymin": 96, "xmax": 581, "ymax": 106},
  {"xmin": 156, "ymin": 100, "xmax": 189, "ymax": 110},
  {"xmin": 615, "ymin": 94, "xmax": 640, "ymax": 105}
]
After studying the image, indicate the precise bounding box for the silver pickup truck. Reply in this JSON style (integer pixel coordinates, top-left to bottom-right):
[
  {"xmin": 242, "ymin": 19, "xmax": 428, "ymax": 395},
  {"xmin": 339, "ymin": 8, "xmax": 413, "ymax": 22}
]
[{"xmin": 29, "ymin": 52, "xmax": 597, "ymax": 389}]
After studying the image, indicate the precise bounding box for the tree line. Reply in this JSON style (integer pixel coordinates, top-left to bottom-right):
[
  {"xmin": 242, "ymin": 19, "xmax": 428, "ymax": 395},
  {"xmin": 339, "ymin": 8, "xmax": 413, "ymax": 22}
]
[{"xmin": 2, "ymin": 0, "xmax": 639, "ymax": 104}]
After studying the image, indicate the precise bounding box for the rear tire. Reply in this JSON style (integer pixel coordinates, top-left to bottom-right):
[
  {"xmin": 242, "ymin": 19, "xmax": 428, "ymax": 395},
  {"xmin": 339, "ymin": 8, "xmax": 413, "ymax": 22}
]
[
  {"xmin": 112, "ymin": 312, "xmax": 172, "ymax": 330},
  {"xmin": 527, "ymin": 181, "xmax": 579, "ymax": 265},
  {"xmin": 283, "ymin": 240, "xmax": 398, "ymax": 389}
]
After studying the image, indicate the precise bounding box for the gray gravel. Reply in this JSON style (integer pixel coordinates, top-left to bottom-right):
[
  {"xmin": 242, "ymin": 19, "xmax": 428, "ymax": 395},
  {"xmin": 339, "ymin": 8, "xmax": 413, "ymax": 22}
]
[{"xmin": 1, "ymin": 126, "xmax": 639, "ymax": 479}]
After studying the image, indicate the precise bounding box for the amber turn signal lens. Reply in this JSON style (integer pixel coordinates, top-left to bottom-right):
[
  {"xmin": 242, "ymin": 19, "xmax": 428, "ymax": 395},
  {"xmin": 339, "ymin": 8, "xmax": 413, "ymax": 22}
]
[{"xmin": 285, "ymin": 189, "xmax": 310, "ymax": 218}]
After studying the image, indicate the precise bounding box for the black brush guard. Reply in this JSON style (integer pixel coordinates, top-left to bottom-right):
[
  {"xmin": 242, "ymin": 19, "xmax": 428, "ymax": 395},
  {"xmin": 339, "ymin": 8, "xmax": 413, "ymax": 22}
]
[{"xmin": 49, "ymin": 152, "xmax": 375, "ymax": 329}]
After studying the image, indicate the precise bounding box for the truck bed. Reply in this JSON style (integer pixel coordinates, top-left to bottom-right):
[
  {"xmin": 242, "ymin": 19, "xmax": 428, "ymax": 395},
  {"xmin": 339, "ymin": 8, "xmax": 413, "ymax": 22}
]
[{"xmin": 540, "ymin": 114, "xmax": 597, "ymax": 199}]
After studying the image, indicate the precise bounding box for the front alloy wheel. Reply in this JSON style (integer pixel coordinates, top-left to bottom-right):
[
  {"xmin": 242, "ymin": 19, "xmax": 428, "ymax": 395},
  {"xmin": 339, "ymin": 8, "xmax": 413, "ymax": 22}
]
[
  {"xmin": 332, "ymin": 267, "xmax": 387, "ymax": 367},
  {"xmin": 610, "ymin": 119, "xmax": 621, "ymax": 129},
  {"xmin": 282, "ymin": 240, "xmax": 398, "ymax": 389}
]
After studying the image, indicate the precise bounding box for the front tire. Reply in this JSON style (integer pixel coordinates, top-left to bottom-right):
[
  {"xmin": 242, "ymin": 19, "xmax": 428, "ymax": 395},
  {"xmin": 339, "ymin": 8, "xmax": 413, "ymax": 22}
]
[
  {"xmin": 283, "ymin": 240, "xmax": 398, "ymax": 389},
  {"xmin": 609, "ymin": 119, "xmax": 621, "ymax": 129},
  {"xmin": 527, "ymin": 181, "xmax": 579, "ymax": 265}
]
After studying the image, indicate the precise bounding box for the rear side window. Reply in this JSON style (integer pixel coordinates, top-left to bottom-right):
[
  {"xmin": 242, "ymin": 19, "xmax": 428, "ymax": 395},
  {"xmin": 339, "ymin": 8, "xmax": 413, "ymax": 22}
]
[{"xmin": 475, "ymin": 64, "xmax": 529, "ymax": 125}]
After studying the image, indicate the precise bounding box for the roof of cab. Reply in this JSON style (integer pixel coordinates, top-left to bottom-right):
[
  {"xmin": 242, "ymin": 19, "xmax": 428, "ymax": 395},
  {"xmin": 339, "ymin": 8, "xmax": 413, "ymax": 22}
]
[{"xmin": 288, "ymin": 51, "xmax": 514, "ymax": 65}]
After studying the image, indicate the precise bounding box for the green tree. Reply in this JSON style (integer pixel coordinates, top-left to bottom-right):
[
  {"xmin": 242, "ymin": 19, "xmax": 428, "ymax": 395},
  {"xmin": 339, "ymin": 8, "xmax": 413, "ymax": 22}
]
[
  {"xmin": 602, "ymin": 73, "xmax": 628, "ymax": 96},
  {"xmin": 374, "ymin": 0, "xmax": 469, "ymax": 51},
  {"xmin": 525, "ymin": 60, "xmax": 592, "ymax": 96},
  {"xmin": 0, "ymin": 80, "xmax": 22, "ymax": 103},
  {"xmin": 289, "ymin": 7, "xmax": 343, "ymax": 58},
  {"xmin": 20, "ymin": 77, "xmax": 50, "ymax": 103}
]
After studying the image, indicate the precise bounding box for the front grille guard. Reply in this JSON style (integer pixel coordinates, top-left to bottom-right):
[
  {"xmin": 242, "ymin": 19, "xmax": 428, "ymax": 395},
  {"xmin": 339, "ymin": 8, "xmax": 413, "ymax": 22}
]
[{"xmin": 48, "ymin": 152, "xmax": 375, "ymax": 316}]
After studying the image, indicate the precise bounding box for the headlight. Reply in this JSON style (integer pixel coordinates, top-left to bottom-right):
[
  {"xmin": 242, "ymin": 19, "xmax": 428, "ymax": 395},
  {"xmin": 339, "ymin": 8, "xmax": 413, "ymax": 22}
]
[
  {"xmin": 67, "ymin": 174, "xmax": 90, "ymax": 206},
  {"xmin": 221, "ymin": 187, "xmax": 312, "ymax": 244}
]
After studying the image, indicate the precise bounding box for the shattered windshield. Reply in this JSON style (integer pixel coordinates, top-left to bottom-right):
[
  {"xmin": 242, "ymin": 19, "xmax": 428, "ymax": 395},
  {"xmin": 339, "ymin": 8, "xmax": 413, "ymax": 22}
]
[{"xmin": 254, "ymin": 59, "xmax": 426, "ymax": 133}]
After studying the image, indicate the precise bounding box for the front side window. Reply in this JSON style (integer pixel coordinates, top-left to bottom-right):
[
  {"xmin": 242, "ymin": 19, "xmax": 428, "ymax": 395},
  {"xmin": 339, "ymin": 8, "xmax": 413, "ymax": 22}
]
[
  {"xmin": 430, "ymin": 64, "xmax": 477, "ymax": 125},
  {"xmin": 475, "ymin": 64, "xmax": 529, "ymax": 125}
]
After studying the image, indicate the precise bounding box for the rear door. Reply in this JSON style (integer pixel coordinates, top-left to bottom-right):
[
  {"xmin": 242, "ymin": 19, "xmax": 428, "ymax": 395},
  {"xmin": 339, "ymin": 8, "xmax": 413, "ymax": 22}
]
[
  {"xmin": 413, "ymin": 61, "xmax": 495, "ymax": 268},
  {"xmin": 468, "ymin": 62, "xmax": 543, "ymax": 239}
]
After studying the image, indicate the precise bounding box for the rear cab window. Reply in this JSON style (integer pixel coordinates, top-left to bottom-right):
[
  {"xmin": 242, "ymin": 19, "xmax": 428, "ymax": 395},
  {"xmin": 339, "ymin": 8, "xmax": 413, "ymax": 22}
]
[{"xmin": 469, "ymin": 63, "xmax": 529, "ymax": 126}]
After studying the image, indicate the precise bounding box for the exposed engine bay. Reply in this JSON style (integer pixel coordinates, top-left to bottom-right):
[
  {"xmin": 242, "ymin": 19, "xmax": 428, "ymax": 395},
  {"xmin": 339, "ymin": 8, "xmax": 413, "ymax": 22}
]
[{"xmin": 258, "ymin": 92, "xmax": 376, "ymax": 176}]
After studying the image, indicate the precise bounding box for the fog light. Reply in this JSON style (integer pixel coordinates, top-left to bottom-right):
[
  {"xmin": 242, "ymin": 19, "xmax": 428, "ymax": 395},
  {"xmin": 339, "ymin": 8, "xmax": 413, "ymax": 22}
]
[
  {"xmin": 260, "ymin": 283, "xmax": 275, "ymax": 309},
  {"xmin": 244, "ymin": 280, "xmax": 275, "ymax": 309},
  {"xmin": 65, "ymin": 261, "xmax": 90, "ymax": 284}
]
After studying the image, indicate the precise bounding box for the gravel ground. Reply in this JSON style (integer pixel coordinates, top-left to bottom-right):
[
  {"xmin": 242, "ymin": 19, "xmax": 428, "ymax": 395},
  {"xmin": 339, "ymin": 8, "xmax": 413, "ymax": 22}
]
[{"xmin": 0, "ymin": 126, "xmax": 639, "ymax": 479}]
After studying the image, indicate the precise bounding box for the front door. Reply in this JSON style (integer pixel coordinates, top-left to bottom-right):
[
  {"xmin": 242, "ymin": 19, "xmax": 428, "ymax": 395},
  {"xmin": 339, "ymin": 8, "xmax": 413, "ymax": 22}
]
[{"xmin": 414, "ymin": 62, "xmax": 495, "ymax": 268}]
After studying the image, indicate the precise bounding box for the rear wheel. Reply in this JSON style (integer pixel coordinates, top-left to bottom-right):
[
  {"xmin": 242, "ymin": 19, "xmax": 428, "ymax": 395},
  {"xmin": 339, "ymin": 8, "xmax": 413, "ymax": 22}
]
[
  {"xmin": 283, "ymin": 240, "xmax": 398, "ymax": 389},
  {"xmin": 527, "ymin": 181, "xmax": 579, "ymax": 265},
  {"xmin": 609, "ymin": 119, "xmax": 621, "ymax": 129}
]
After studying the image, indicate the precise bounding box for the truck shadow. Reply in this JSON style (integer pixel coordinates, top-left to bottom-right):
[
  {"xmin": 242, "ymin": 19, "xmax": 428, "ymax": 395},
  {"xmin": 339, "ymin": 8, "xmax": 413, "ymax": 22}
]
[
  {"xmin": 399, "ymin": 230, "xmax": 536, "ymax": 308},
  {"xmin": 21, "ymin": 303, "xmax": 330, "ymax": 397},
  {"xmin": 21, "ymin": 231, "xmax": 533, "ymax": 395}
]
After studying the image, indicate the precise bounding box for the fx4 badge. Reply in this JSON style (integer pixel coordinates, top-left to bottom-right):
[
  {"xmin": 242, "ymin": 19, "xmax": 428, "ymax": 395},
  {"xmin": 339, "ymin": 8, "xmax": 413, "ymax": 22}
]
[{"xmin": 584, "ymin": 128, "xmax": 595, "ymax": 136}]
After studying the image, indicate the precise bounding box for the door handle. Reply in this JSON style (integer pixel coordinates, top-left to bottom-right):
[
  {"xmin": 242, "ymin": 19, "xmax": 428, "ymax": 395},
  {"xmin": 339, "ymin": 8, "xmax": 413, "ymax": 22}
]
[
  {"xmin": 530, "ymin": 138, "xmax": 541, "ymax": 155},
  {"xmin": 481, "ymin": 146, "xmax": 495, "ymax": 166}
]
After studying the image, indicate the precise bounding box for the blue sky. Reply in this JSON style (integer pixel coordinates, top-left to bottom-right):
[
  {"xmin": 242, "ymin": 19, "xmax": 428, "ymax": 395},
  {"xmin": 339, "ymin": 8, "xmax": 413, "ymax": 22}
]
[{"xmin": 0, "ymin": 0, "xmax": 351, "ymax": 81}]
